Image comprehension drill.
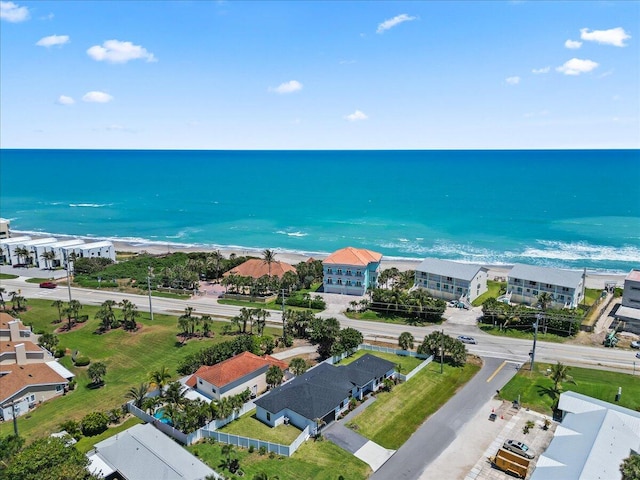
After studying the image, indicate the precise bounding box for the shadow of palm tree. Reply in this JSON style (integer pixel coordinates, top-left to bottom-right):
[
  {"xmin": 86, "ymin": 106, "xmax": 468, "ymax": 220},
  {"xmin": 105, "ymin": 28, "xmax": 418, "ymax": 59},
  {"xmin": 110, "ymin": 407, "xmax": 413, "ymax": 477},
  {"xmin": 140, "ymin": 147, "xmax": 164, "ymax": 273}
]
[{"xmin": 537, "ymin": 385, "xmax": 558, "ymax": 403}]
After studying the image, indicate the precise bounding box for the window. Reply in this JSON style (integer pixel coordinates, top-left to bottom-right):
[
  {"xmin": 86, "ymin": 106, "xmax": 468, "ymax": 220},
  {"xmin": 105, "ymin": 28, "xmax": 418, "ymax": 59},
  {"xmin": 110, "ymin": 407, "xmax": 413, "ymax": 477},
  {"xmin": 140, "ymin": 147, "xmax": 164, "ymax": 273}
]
[
  {"xmin": 327, "ymin": 278, "xmax": 333, "ymax": 284},
  {"xmin": 56, "ymin": 385, "xmax": 62, "ymax": 391},
  {"xmin": 447, "ymin": 277, "xmax": 453, "ymax": 281},
  {"xmin": 436, "ymin": 283, "xmax": 440, "ymax": 288},
  {"xmin": 337, "ymin": 279, "xmax": 343, "ymax": 285},
  {"xmin": 266, "ymin": 412, "xmax": 271, "ymax": 421},
  {"xmin": 457, "ymin": 287, "xmax": 462, "ymax": 293},
  {"xmin": 444, "ymin": 284, "xmax": 449, "ymax": 290},
  {"xmin": 327, "ymin": 268, "xmax": 333, "ymax": 274},
  {"xmin": 356, "ymin": 281, "xmax": 362, "ymax": 287},
  {"xmin": 517, "ymin": 287, "xmax": 522, "ymax": 293},
  {"xmin": 337, "ymin": 269, "xmax": 343, "ymax": 275},
  {"xmin": 340, "ymin": 401, "xmax": 344, "ymax": 408},
  {"xmin": 346, "ymin": 280, "xmax": 352, "ymax": 286},
  {"xmin": 356, "ymin": 271, "xmax": 362, "ymax": 276},
  {"xmin": 346, "ymin": 270, "xmax": 352, "ymax": 276},
  {"xmin": 533, "ymin": 290, "xmax": 538, "ymax": 295},
  {"xmin": 212, "ymin": 387, "xmax": 216, "ymax": 393},
  {"xmin": 198, "ymin": 379, "xmax": 203, "ymax": 384}
]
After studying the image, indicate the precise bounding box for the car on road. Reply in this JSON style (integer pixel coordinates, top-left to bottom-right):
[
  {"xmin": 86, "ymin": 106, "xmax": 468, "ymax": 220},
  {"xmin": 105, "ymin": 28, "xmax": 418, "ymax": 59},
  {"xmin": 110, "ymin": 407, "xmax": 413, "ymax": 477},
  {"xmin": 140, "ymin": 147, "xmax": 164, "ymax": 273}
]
[
  {"xmin": 39, "ymin": 282, "xmax": 57, "ymax": 289},
  {"xmin": 503, "ymin": 440, "xmax": 535, "ymax": 459},
  {"xmin": 631, "ymin": 340, "xmax": 640, "ymax": 349},
  {"xmin": 636, "ymin": 352, "xmax": 640, "ymax": 359},
  {"xmin": 457, "ymin": 335, "xmax": 477, "ymax": 344}
]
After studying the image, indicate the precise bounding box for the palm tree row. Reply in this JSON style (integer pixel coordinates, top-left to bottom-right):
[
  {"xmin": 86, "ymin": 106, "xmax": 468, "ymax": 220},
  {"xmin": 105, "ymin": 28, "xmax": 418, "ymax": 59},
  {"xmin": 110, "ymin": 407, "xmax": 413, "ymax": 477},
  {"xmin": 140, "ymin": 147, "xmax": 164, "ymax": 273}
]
[
  {"xmin": 370, "ymin": 286, "xmax": 446, "ymax": 323},
  {"xmin": 177, "ymin": 307, "xmax": 214, "ymax": 339},
  {"xmin": 96, "ymin": 299, "xmax": 140, "ymax": 332},
  {"xmin": 230, "ymin": 307, "xmax": 270, "ymax": 335}
]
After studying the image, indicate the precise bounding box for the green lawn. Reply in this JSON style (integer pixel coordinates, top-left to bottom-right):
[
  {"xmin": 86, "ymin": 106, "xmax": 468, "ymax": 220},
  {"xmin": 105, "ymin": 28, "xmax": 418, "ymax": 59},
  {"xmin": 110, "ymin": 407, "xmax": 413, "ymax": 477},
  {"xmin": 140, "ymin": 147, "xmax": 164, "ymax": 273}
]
[
  {"xmin": 74, "ymin": 416, "xmax": 143, "ymax": 453},
  {"xmin": 499, "ymin": 363, "xmax": 640, "ymax": 415},
  {"xmin": 220, "ymin": 410, "xmax": 302, "ymax": 444},
  {"xmin": 479, "ymin": 324, "xmax": 569, "ymax": 343},
  {"xmin": 348, "ymin": 361, "xmax": 480, "ymax": 449},
  {"xmin": 0, "ymin": 299, "xmax": 279, "ymax": 441},
  {"xmin": 189, "ymin": 437, "xmax": 371, "ymax": 480},
  {"xmin": 472, "ymin": 280, "xmax": 505, "ymax": 307},
  {"xmin": 218, "ymin": 298, "xmax": 322, "ymax": 314},
  {"xmin": 344, "ymin": 309, "xmax": 442, "ymax": 326},
  {"xmin": 336, "ymin": 349, "xmax": 423, "ymax": 373},
  {"xmin": 0, "ymin": 273, "xmax": 19, "ymax": 279},
  {"xmin": 25, "ymin": 277, "xmax": 52, "ymax": 284}
]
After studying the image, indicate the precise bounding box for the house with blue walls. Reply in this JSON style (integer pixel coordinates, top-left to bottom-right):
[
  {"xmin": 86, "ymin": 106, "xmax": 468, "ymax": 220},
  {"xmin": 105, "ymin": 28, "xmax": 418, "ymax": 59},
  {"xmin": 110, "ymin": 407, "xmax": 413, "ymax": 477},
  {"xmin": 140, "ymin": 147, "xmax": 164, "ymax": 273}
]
[{"xmin": 323, "ymin": 247, "xmax": 382, "ymax": 296}]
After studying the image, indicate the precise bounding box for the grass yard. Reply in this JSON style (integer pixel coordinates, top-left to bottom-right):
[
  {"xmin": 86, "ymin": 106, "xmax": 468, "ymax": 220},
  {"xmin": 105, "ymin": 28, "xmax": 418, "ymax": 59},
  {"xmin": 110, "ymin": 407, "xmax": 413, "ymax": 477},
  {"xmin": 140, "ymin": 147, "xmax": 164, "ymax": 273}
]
[
  {"xmin": 472, "ymin": 280, "xmax": 506, "ymax": 307},
  {"xmin": 499, "ymin": 363, "xmax": 640, "ymax": 415},
  {"xmin": 218, "ymin": 298, "xmax": 322, "ymax": 314},
  {"xmin": 336, "ymin": 349, "xmax": 423, "ymax": 374},
  {"xmin": 74, "ymin": 416, "xmax": 143, "ymax": 453},
  {"xmin": 348, "ymin": 361, "xmax": 480, "ymax": 449},
  {"xmin": 344, "ymin": 309, "xmax": 442, "ymax": 326},
  {"xmin": 220, "ymin": 410, "xmax": 303, "ymax": 445},
  {"xmin": 478, "ymin": 324, "xmax": 569, "ymax": 343},
  {"xmin": 0, "ymin": 273, "xmax": 19, "ymax": 279},
  {"xmin": 189, "ymin": 437, "xmax": 371, "ymax": 480},
  {"xmin": 0, "ymin": 299, "xmax": 280, "ymax": 441}
]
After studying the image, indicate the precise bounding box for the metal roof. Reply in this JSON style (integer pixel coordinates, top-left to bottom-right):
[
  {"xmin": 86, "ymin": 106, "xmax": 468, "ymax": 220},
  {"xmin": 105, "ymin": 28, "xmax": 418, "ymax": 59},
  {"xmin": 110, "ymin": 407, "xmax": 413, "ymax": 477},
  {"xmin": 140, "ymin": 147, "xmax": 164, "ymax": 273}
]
[
  {"xmin": 415, "ymin": 258, "xmax": 487, "ymax": 281},
  {"xmin": 508, "ymin": 264, "xmax": 584, "ymax": 288},
  {"xmin": 531, "ymin": 391, "xmax": 640, "ymax": 480}
]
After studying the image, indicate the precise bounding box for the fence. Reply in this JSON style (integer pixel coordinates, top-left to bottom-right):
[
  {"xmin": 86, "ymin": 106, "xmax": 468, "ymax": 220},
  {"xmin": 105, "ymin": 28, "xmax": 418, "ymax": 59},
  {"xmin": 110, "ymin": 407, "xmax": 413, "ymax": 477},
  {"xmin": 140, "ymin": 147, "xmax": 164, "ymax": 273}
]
[
  {"xmin": 204, "ymin": 400, "xmax": 256, "ymax": 431},
  {"xmin": 127, "ymin": 402, "xmax": 189, "ymax": 445},
  {"xmin": 199, "ymin": 425, "xmax": 310, "ymax": 457}
]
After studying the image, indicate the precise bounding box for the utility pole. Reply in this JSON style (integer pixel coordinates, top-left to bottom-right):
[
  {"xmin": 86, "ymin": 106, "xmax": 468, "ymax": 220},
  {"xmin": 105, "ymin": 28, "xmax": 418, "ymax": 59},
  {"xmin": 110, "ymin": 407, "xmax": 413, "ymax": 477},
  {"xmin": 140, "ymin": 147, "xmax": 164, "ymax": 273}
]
[
  {"xmin": 9, "ymin": 401, "xmax": 18, "ymax": 436},
  {"xmin": 440, "ymin": 329, "xmax": 444, "ymax": 374},
  {"xmin": 65, "ymin": 251, "xmax": 73, "ymax": 302},
  {"xmin": 281, "ymin": 288, "xmax": 286, "ymax": 335},
  {"xmin": 147, "ymin": 266, "xmax": 154, "ymax": 321},
  {"xmin": 531, "ymin": 314, "xmax": 540, "ymax": 371}
]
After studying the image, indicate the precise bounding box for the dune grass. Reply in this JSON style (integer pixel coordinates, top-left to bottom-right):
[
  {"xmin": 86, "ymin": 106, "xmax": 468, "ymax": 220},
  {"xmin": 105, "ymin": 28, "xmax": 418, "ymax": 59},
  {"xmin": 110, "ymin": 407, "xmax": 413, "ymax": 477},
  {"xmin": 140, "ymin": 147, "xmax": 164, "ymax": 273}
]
[
  {"xmin": 189, "ymin": 438, "xmax": 371, "ymax": 480},
  {"xmin": 348, "ymin": 361, "xmax": 480, "ymax": 449},
  {"xmin": 498, "ymin": 362, "xmax": 640, "ymax": 415}
]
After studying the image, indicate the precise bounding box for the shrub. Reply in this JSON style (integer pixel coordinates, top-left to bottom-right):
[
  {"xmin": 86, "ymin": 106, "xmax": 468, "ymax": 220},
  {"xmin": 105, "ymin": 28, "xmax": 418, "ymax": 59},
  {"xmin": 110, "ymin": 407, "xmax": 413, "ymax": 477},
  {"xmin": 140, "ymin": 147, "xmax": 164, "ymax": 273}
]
[
  {"xmin": 269, "ymin": 451, "xmax": 276, "ymax": 459},
  {"xmin": 259, "ymin": 446, "xmax": 267, "ymax": 455},
  {"xmin": 68, "ymin": 379, "xmax": 77, "ymax": 391},
  {"xmin": 248, "ymin": 445, "xmax": 255, "ymax": 453},
  {"xmin": 81, "ymin": 411, "xmax": 109, "ymax": 436},
  {"xmin": 59, "ymin": 419, "xmax": 82, "ymax": 439},
  {"xmin": 54, "ymin": 347, "xmax": 66, "ymax": 358},
  {"xmin": 74, "ymin": 356, "xmax": 90, "ymax": 366}
]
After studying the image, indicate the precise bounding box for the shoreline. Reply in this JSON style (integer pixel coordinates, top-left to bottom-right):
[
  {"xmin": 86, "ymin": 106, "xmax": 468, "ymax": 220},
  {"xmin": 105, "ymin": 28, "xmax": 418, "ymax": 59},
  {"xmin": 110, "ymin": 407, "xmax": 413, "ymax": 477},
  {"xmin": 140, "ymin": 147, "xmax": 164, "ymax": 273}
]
[{"xmin": 10, "ymin": 230, "xmax": 628, "ymax": 290}]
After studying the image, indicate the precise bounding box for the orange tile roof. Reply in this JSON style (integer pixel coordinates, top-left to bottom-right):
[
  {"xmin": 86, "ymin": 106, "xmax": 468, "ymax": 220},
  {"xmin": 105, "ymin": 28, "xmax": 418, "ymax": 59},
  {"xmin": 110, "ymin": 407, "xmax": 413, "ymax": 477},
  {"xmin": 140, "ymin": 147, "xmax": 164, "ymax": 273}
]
[
  {"xmin": 323, "ymin": 247, "xmax": 383, "ymax": 266},
  {"xmin": 0, "ymin": 363, "xmax": 68, "ymax": 404},
  {"xmin": 188, "ymin": 351, "xmax": 288, "ymax": 389},
  {"xmin": 0, "ymin": 312, "xmax": 28, "ymax": 330},
  {"xmin": 223, "ymin": 258, "xmax": 297, "ymax": 280},
  {"xmin": 0, "ymin": 341, "xmax": 44, "ymax": 354}
]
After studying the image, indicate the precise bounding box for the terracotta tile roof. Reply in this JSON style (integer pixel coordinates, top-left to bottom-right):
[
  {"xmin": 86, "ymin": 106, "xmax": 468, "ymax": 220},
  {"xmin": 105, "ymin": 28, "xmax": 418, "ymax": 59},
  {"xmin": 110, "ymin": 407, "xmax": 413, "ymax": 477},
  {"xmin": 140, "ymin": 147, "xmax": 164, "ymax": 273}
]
[
  {"xmin": 188, "ymin": 351, "xmax": 288, "ymax": 389},
  {"xmin": 0, "ymin": 363, "xmax": 68, "ymax": 404},
  {"xmin": 0, "ymin": 341, "xmax": 44, "ymax": 354},
  {"xmin": 323, "ymin": 247, "xmax": 383, "ymax": 267},
  {"xmin": 223, "ymin": 258, "xmax": 297, "ymax": 280},
  {"xmin": 0, "ymin": 312, "xmax": 29, "ymax": 330}
]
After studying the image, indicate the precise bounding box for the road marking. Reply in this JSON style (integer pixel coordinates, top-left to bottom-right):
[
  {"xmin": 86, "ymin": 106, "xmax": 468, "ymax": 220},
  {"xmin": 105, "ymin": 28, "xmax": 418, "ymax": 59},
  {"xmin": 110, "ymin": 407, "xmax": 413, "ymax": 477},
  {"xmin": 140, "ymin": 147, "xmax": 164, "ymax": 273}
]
[{"xmin": 486, "ymin": 361, "xmax": 507, "ymax": 383}]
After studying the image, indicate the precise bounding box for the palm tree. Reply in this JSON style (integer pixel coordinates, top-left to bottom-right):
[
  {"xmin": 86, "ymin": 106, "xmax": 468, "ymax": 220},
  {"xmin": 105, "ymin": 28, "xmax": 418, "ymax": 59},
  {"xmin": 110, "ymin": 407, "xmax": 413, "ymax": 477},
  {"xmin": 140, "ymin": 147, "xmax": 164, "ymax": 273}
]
[
  {"xmin": 289, "ymin": 357, "xmax": 308, "ymax": 376},
  {"xmin": 266, "ymin": 365, "xmax": 283, "ymax": 388},
  {"xmin": 40, "ymin": 250, "xmax": 56, "ymax": 270},
  {"xmin": 537, "ymin": 292, "xmax": 553, "ymax": 311},
  {"xmin": 120, "ymin": 299, "xmax": 139, "ymax": 331},
  {"xmin": 262, "ymin": 249, "xmax": 276, "ymax": 279},
  {"xmin": 14, "ymin": 246, "xmax": 30, "ymax": 266},
  {"xmin": 88, "ymin": 362, "xmax": 107, "ymax": 385},
  {"xmin": 549, "ymin": 361, "xmax": 576, "ymax": 394},
  {"xmin": 125, "ymin": 382, "xmax": 150, "ymax": 409},
  {"xmin": 165, "ymin": 381, "xmax": 186, "ymax": 407},
  {"xmin": 200, "ymin": 314, "xmax": 213, "ymax": 337},
  {"xmin": 398, "ymin": 332, "xmax": 415, "ymax": 351},
  {"xmin": 255, "ymin": 308, "xmax": 269, "ymax": 336},
  {"xmin": 238, "ymin": 307, "xmax": 252, "ymax": 334},
  {"xmin": 149, "ymin": 366, "xmax": 172, "ymax": 396},
  {"xmin": 620, "ymin": 454, "xmax": 640, "ymax": 480},
  {"xmin": 51, "ymin": 300, "xmax": 65, "ymax": 323},
  {"xmin": 69, "ymin": 299, "xmax": 82, "ymax": 321}
]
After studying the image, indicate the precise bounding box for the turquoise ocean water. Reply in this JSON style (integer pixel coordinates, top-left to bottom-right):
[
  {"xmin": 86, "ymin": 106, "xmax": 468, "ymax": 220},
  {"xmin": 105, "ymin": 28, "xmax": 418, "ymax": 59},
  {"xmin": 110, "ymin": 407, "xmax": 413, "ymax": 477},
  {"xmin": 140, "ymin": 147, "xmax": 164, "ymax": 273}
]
[{"xmin": 0, "ymin": 149, "xmax": 638, "ymax": 273}]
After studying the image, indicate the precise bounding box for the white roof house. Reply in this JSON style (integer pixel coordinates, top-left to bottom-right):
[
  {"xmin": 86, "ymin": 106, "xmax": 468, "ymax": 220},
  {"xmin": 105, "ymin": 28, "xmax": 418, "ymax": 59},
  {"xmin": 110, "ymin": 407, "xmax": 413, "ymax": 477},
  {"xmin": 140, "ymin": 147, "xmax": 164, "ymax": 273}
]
[
  {"xmin": 507, "ymin": 264, "xmax": 585, "ymax": 308},
  {"xmin": 35, "ymin": 239, "xmax": 86, "ymax": 269},
  {"xmin": 7, "ymin": 238, "xmax": 58, "ymax": 266},
  {"xmin": 531, "ymin": 391, "xmax": 640, "ymax": 480},
  {"xmin": 65, "ymin": 240, "xmax": 116, "ymax": 264},
  {"xmin": 89, "ymin": 423, "xmax": 222, "ymax": 480},
  {"xmin": 414, "ymin": 258, "xmax": 488, "ymax": 303}
]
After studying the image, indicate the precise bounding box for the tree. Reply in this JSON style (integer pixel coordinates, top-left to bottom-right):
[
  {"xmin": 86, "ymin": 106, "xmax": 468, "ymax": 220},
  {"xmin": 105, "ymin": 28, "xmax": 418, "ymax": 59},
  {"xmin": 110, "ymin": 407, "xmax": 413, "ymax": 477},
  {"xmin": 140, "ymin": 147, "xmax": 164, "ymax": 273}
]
[
  {"xmin": 87, "ymin": 362, "xmax": 107, "ymax": 386},
  {"xmin": 3, "ymin": 436, "xmax": 92, "ymax": 480},
  {"xmin": 417, "ymin": 331, "xmax": 467, "ymax": 367},
  {"xmin": 620, "ymin": 454, "xmax": 640, "ymax": 480},
  {"xmin": 262, "ymin": 249, "xmax": 276, "ymax": 279},
  {"xmin": 0, "ymin": 434, "xmax": 24, "ymax": 467},
  {"xmin": 126, "ymin": 382, "xmax": 149, "ymax": 409},
  {"xmin": 149, "ymin": 366, "xmax": 171, "ymax": 396},
  {"xmin": 120, "ymin": 299, "xmax": 139, "ymax": 331},
  {"xmin": 200, "ymin": 314, "xmax": 213, "ymax": 337},
  {"xmin": 253, "ymin": 473, "xmax": 279, "ymax": 480},
  {"xmin": 14, "ymin": 246, "xmax": 31, "ymax": 266},
  {"xmin": 289, "ymin": 357, "xmax": 308, "ymax": 376},
  {"xmin": 549, "ymin": 362, "xmax": 576, "ymax": 394},
  {"xmin": 398, "ymin": 331, "xmax": 415, "ymax": 351},
  {"xmin": 81, "ymin": 411, "xmax": 109, "ymax": 436},
  {"xmin": 38, "ymin": 332, "xmax": 59, "ymax": 353},
  {"xmin": 165, "ymin": 381, "xmax": 187, "ymax": 407},
  {"xmin": 96, "ymin": 300, "xmax": 118, "ymax": 331},
  {"xmin": 537, "ymin": 292, "xmax": 553, "ymax": 311},
  {"xmin": 40, "ymin": 250, "xmax": 56, "ymax": 270},
  {"xmin": 51, "ymin": 300, "xmax": 65, "ymax": 323},
  {"xmin": 309, "ymin": 317, "xmax": 341, "ymax": 359},
  {"xmin": 332, "ymin": 327, "xmax": 363, "ymax": 355},
  {"xmin": 266, "ymin": 365, "xmax": 283, "ymax": 388}
]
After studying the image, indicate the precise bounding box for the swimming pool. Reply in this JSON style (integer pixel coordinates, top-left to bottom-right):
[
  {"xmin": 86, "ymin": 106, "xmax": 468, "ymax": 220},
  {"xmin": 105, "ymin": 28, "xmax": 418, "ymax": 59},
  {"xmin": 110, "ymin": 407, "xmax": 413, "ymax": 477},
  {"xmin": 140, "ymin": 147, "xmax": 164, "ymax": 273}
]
[{"xmin": 153, "ymin": 408, "xmax": 172, "ymax": 425}]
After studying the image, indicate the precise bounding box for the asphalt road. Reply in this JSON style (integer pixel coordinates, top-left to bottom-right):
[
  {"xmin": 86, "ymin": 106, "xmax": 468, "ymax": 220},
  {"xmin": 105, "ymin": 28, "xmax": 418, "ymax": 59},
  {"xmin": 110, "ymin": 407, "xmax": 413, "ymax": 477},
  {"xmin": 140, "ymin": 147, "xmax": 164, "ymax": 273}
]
[{"xmin": 371, "ymin": 356, "xmax": 518, "ymax": 480}]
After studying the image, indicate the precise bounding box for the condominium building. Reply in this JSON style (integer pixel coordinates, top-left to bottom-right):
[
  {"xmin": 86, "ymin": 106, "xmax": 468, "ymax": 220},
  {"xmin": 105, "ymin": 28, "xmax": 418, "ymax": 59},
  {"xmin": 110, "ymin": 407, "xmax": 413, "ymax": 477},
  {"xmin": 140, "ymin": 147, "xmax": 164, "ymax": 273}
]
[
  {"xmin": 414, "ymin": 258, "xmax": 488, "ymax": 304},
  {"xmin": 323, "ymin": 247, "xmax": 382, "ymax": 295},
  {"xmin": 507, "ymin": 264, "xmax": 585, "ymax": 308}
]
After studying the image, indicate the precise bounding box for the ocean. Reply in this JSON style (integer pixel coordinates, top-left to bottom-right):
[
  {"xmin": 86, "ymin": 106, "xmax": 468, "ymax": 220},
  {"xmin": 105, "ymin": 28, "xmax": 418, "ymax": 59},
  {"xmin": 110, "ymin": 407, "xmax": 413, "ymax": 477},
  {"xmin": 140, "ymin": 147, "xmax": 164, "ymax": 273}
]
[{"xmin": 0, "ymin": 149, "xmax": 638, "ymax": 273}]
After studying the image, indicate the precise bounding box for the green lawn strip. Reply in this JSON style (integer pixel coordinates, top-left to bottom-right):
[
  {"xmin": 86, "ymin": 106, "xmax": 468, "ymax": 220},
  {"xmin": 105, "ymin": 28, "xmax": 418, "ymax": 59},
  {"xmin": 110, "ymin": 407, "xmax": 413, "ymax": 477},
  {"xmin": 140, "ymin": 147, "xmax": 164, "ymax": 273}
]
[
  {"xmin": 218, "ymin": 298, "xmax": 322, "ymax": 314},
  {"xmin": 74, "ymin": 416, "xmax": 143, "ymax": 453},
  {"xmin": 0, "ymin": 300, "xmax": 244, "ymax": 440},
  {"xmin": 151, "ymin": 291, "xmax": 192, "ymax": 299},
  {"xmin": 349, "ymin": 362, "xmax": 480, "ymax": 449},
  {"xmin": 220, "ymin": 410, "xmax": 302, "ymax": 444},
  {"xmin": 336, "ymin": 349, "xmax": 422, "ymax": 373},
  {"xmin": 472, "ymin": 280, "xmax": 505, "ymax": 307},
  {"xmin": 189, "ymin": 438, "xmax": 370, "ymax": 480},
  {"xmin": 344, "ymin": 309, "xmax": 441, "ymax": 326},
  {"xmin": 24, "ymin": 277, "xmax": 52, "ymax": 284},
  {"xmin": 0, "ymin": 273, "xmax": 19, "ymax": 279},
  {"xmin": 499, "ymin": 363, "xmax": 640, "ymax": 415},
  {"xmin": 583, "ymin": 288, "xmax": 601, "ymax": 307},
  {"xmin": 478, "ymin": 324, "xmax": 568, "ymax": 343}
]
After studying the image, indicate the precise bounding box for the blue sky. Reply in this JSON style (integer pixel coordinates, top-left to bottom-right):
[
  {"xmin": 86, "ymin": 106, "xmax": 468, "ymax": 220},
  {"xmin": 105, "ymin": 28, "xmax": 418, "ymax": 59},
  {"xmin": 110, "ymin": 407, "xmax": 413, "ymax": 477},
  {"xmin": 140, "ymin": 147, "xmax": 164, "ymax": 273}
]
[{"xmin": 1, "ymin": 0, "xmax": 638, "ymax": 149}]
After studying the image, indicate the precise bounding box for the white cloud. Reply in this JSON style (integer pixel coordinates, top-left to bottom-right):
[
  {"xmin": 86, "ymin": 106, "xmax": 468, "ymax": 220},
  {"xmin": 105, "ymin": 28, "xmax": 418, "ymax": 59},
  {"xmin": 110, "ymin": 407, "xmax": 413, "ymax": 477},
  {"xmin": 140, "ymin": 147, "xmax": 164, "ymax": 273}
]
[
  {"xmin": 36, "ymin": 34, "xmax": 69, "ymax": 47},
  {"xmin": 345, "ymin": 110, "xmax": 368, "ymax": 121},
  {"xmin": 0, "ymin": 1, "xmax": 29, "ymax": 22},
  {"xmin": 82, "ymin": 91, "xmax": 114, "ymax": 103},
  {"xmin": 87, "ymin": 39, "xmax": 156, "ymax": 63},
  {"xmin": 564, "ymin": 39, "xmax": 582, "ymax": 49},
  {"xmin": 506, "ymin": 76, "xmax": 521, "ymax": 85},
  {"xmin": 269, "ymin": 80, "xmax": 303, "ymax": 94},
  {"xmin": 556, "ymin": 58, "xmax": 599, "ymax": 75},
  {"xmin": 532, "ymin": 66, "xmax": 550, "ymax": 74},
  {"xmin": 376, "ymin": 14, "xmax": 416, "ymax": 34},
  {"xmin": 580, "ymin": 27, "xmax": 631, "ymax": 47},
  {"xmin": 56, "ymin": 95, "xmax": 75, "ymax": 105}
]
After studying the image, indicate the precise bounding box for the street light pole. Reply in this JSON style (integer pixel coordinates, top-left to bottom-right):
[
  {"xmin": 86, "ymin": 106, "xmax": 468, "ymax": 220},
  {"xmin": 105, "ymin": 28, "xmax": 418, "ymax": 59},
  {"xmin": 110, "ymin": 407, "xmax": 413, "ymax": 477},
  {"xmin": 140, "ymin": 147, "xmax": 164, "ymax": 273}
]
[
  {"xmin": 440, "ymin": 329, "xmax": 444, "ymax": 374},
  {"xmin": 66, "ymin": 252, "xmax": 73, "ymax": 303},
  {"xmin": 531, "ymin": 314, "xmax": 540, "ymax": 371},
  {"xmin": 147, "ymin": 266, "xmax": 154, "ymax": 321}
]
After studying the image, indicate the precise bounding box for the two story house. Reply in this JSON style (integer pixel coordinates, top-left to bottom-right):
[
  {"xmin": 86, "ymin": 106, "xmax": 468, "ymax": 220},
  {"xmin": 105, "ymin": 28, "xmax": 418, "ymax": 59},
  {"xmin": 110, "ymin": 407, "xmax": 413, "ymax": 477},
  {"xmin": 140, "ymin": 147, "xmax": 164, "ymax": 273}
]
[
  {"xmin": 414, "ymin": 258, "xmax": 488, "ymax": 305},
  {"xmin": 323, "ymin": 247, "xmax": 382, "ymax": 296},
  {"xmin": 507, "ymin": 264, "xmax": 585, "ymax": 309}
]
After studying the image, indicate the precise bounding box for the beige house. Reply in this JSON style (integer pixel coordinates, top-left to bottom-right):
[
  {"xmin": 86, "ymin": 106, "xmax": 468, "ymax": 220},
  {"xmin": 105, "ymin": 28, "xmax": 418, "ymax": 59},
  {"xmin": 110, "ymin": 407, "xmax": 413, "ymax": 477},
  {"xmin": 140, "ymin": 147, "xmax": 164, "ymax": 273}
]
[
  {"xmin": 414, "ymin": 258, "xmax": 488, "ymax": 305},
  {"xmin": 186, "ymin": 351, "xmax": 287, "ymax": 401}
]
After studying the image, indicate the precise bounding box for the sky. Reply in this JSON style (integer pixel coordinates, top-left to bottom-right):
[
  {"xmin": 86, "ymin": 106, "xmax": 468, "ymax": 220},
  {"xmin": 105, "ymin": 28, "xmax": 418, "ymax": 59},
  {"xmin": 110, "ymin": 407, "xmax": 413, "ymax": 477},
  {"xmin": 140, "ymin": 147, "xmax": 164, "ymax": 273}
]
[{"xmin": 1, "ymin": 0, "xmax": 638, "ymax": 150}]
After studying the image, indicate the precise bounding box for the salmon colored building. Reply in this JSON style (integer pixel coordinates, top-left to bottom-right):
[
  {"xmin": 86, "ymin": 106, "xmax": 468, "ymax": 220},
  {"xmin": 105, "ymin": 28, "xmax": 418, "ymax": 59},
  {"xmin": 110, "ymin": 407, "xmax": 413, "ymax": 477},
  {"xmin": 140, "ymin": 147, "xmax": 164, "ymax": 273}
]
[
  {"xmin": 322, "ymin": 246, "xmax": 382, "ymax": 295},
  {"xmin": 223, "ymin": 258, "xmax": 296, "ymax": 280}
]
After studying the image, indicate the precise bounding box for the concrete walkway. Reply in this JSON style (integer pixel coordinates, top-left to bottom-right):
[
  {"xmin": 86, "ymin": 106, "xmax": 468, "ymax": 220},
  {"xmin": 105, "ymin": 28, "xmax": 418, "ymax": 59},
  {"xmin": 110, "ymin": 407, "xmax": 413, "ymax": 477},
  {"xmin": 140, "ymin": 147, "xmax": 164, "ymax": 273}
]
[
  {"xmin": 324, "ymin": 396, "xmax": 396, "ymax": 472},
  {"xmin": 271, "ymin": 345, "xmax": 317, "ymax": 360}
]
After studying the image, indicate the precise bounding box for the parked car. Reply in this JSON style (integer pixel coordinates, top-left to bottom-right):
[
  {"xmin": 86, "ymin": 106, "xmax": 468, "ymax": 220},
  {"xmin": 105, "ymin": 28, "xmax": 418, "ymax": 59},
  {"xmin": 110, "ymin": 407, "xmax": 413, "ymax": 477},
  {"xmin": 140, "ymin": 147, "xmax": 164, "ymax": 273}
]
[
  {"xmin": 39, "ymin": 282, "xmax": 57, "ymax": 289},
  {"xmin": 457, "ymin": 335, "xmax": 477, "ymax": 344},
  {"xmin": 448, "ymin": 300, "xmax": 459, "ymax": 307},
  {"xmin": 631, "ymin": 340, "xmax": 640, "ymax": 349},
  {"xmin": 503, "ymin": 440, "xmax": 535, "ymax": 459},
  {"xmin": 636, "ymin": 352, "xmax": 640, "ymax": 359}
]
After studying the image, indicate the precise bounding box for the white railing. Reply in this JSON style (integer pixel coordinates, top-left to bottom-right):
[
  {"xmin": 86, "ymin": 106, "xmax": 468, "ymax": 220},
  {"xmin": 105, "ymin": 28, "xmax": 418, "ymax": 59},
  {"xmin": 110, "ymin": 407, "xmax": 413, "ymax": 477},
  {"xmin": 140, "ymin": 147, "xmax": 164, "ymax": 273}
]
[{"xmin": 199, "ymin": 425, "xmax": 310, "ymax": 457}]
